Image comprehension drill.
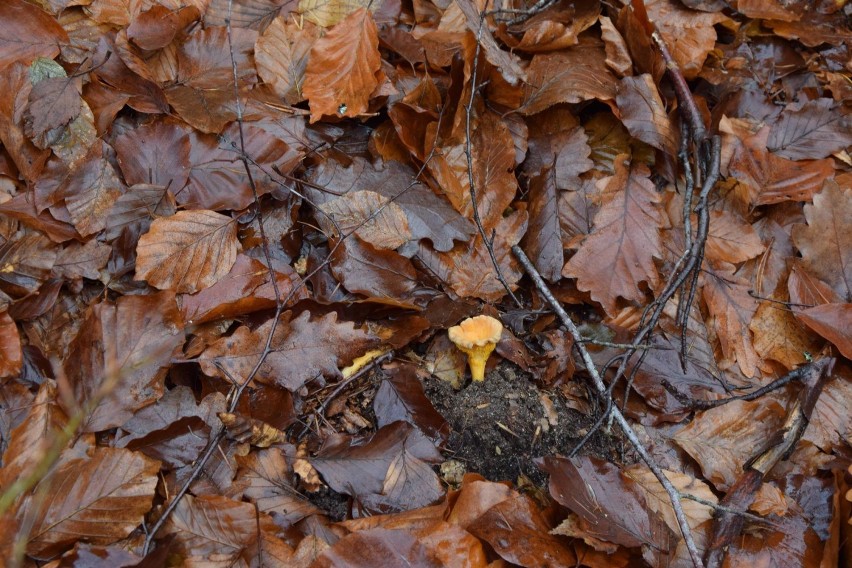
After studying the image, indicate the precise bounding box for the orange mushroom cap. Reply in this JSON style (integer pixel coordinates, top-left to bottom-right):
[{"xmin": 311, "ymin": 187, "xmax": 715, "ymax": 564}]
[{"xmin": 448, "ymin": 315, "xmax": 503, "ymax": 382}]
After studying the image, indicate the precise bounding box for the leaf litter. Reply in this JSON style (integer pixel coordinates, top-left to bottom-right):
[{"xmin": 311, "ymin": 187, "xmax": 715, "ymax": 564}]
[{"xmin": 0, "ymin": 0, "xmax": 850, "ymax": 566}]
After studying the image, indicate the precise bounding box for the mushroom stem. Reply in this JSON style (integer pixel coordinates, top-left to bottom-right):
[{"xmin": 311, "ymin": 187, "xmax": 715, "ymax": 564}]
[{"xmin": 462, "ymin": 344, "xmax": 496, "ymax": 382}]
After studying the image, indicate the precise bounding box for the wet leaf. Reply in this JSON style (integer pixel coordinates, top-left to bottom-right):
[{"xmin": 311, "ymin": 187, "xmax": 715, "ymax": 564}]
[
  {"xmin": 616, "ymin": 73, "xmax": 677, "ymax": 156},
  {"xmin": 0, "ymin": 233, "xmax": 57, "ymax": 298},
  {"xmin": 24, "ymin": 447, "xmax": 159, "ymax": 559},
  {"xmin": 702, "ymin": 264, "xmax": 760, "ymax": 378},
  {"xmin": 373, "ymin": 363, "xmax": 449, "ymax": 445},
  {"xmin": 255, "ymin": 16, "xmax": 319, "ymax": 104},
  {"xmin": 65, "ymin": 291, "xmax": 184, "ymax": 431},
  {"xmin": 796, "ymin": 303, "xmax": 852, "ymax": 359},
  {"xmin": 522, "ymin": 168, "xmax": 563, "ymax": 282},
  {"xmin": 199, "ymin": 310, "xmax": 380, "ymax": 392},
  {"xmin": 135, "ymin": 210, "xmax": 239, "ymax": 294},
  {"xmin": 521, "ymin": 39, "xmax": 617, "ymax": 115}
]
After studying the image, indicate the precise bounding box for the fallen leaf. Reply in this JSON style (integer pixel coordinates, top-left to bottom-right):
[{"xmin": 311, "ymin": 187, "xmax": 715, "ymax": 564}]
[
  {"xmin": 199, "ymin": 310, "xmax": 380, "ymax": 392},
  {"xmin": 303, "ymin": 8, "xmax": 380, "ymax": 122},
  {"xmin": 795, "ymin": 303, "xmax": 852, "ymax": 359},
  {"xmin": 255, "ymin": 16, "xmax": 319, "ymax": 104},
  {"xmin": 702, "ymin": 264, "xmax": 760, "ymax": 378},
  {"xmin": 135, "ymin": 210, "xmax": 239, "ymax": 294},
  {"xmin": 0, "ymin": 0, "xmax": 68, "ymax": 71},
  {"xmin": 521, "ymin": 168, "xmax": 563, "ymax": 282},
  {"xmin": 616, "ymin": 73, "xmax": 677, "ymax": 156},
  {"xmin": 673, "ymin": 398, "xmax": 786, "ymax": 490},
  {"xmin": 705, "ymin": 209, "xmax": 765, "ymax": 265},
  {"xmin": 563, "ymin": 158, "xmax": 664, "ymax": 315},
  {"xmin": 792, "ymin": 182, "xmax": 852, "ymax": 301},
  {"xmin": 767, "ymin": 98, "xmax": 852, "ymax": 160},
  {"xmin": 319, "ymin": 190, "xmax": 412, "ymax": 249},
  {"xmin": 24, "ymin": 447, "xmax": 159, "ymax": 559}
]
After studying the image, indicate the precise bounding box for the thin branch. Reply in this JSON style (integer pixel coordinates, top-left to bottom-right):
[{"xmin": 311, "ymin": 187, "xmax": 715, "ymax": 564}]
[
  {"xmin": 513, "ymin": 245, "xmax": 704, "ymax": 568},
  {"xmin": 465, "ymin": 10, "xmax": 522, "ymax": 308}
]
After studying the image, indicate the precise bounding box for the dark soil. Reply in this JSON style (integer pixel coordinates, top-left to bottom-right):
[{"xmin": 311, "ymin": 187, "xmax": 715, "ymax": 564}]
[{"xmin": 423, "ymin": 362, "xmax": 626, "ymax": 485}]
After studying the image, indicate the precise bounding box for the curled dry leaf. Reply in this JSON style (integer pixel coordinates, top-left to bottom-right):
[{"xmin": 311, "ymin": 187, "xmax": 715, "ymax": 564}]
[{"xmin": 135, "ymin": 210, "xmax": 239, "ymax": 294}]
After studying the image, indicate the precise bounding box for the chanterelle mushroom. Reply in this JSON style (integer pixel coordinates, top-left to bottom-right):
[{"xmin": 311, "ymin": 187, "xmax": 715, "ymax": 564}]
[{"xmin": 448, "ymin": 315, "xmax": 503, "ymax": 382}]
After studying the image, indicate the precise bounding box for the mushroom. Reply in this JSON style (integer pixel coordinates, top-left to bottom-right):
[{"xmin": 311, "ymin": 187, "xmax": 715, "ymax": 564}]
[{"xmin": 448, "ymin": 315, "xmax": 503, "ymax": 382}]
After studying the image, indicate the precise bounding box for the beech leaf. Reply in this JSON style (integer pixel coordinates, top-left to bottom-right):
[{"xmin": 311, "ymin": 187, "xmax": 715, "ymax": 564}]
[
  {"xmin": 135, "ymin": 210, "xmax": 239, "ymax": 294},
  {"xmin": 25, "ymin": 448, "xmax": 159, "ymax": 559},
  {"xmin": 303, "ymin": 8, "xmax": 380, "ymax": 122}
]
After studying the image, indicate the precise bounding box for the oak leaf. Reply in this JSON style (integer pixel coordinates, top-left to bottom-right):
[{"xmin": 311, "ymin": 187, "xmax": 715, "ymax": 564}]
[
  {"xmin": 199, "ymin": 310, "xmax": 380, "ymax": 392},
  {"xmin": 135, "ymin": 210, "xmax": 239, "ymax": 294}
]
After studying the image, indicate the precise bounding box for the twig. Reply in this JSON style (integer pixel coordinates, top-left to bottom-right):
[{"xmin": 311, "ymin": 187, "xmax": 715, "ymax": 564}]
[
  {"xmin": 466, "ymin": 10, "xmax": 523, "ymax": 308},
  {"xmin": 512, "ymin": 245, "xmax": 704, "ymax": 568},
  {"xmin": 296, "ymin": 351, "xmax": 393, "ymax": 440}
]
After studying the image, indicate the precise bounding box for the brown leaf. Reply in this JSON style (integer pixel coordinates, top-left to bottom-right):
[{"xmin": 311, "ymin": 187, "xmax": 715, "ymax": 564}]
[
  {"xmin": 303, "ymin": 8, "xmax": 380, "ymax": 122},
  {"xmin": 796, "ymin": 303, "xmax": 852, "ymax": 359},
  {"xmin": 616, "ymin": 74, "xmax": 677, "ymax": 156},
  {"xmin": 136, "ymin": 210, "xmax": 239, "ymax": 294},
  {"xmin": 255, "ymin": 16, "xmax": 319, "ymax": 104},
  {"xmin": 184, "ymin": 123, "xmax": 300, "ymax": 210},
  {"xmin": 127, "ymin": 4, "xmax": 199, "ymax": 51},
  {"xmin": 0, "ymin": 63, "xmax": 51, "ymax": 182},
  {"xmin": 538, "ymin": 456, "xmax": 672, "ymax": 549},
  {"xmin": 0, "ymin": 382, "xmax": 66, "ymax": 489},
  {"xmin": 319, "ymin": 190, "xmax": 412, "ymax": 249},
  {"xmin": 311, "ymin": 528, "xmax": 440, "ymax": 568},
  {"xmin": 792, "ymin": 182, "xmax": 852, "ymax": 301},
  {"xmin": 373, "ymin": 363, "xmax": 449, "ymax": 445},
  {"xmin": 767, "ymin": 98, "xmax": 852, "ymax": 160},
  {"xmin": 165, "ymin": 26, "xmax": 257, "ymax": 133},
  {"xmin": 180, "ymin": 254, "xmax": 307, "ymax": 325},
  {"xmin": 624, "ymin": 465, "xmax": 716, "ymax": 537},
  {"xmin": 0, "ymin": 233, "xmax": 57, "ymax": 298},
  {"xmin": 520, "ymin": 39, "xmax": 617, "ymax": 115},
  {"xmin": 726, "ymin": 122, "xmax": 835, "ymax": 206},
  {"xmin": 0, "ymin": 0, "xmax": 68, "ymax": 71},
  {"xmin": 65, "ymin": 291, "xmax": 184, "ymax": 431},
  {"xmin": 60, "ymin": 142, "xmax": 126, "ymax": 237},
  {"xmin": 24, "ymin": 447, "xmax": 159, "ymax": 559},
  {"xmin": 199, "ymin": 310, "xmax": 380, "ymax": 392},
  {"xmin": 115, "ymin": 387, "xmax": 226, "ymax": 468},
  {"xmin": 600, "ymin": 15, "xmax": 632, "ymax": 76},
  {"xmin": 330, "ymin": 236, "xmax": 426, "ymax": 308},
  {"xmin": 310, "ymin": 421, "xmax": 443, "ymax": 514},
  {"xmin": 52, "ymin": 238, "xmax": 111, "ymax": 281},
  {"xmin": 24, "ymin": 75, "xmax": 83, "ymax": 149},
  {"xmin": 702, "ymin": 265, "xmax": 760, "ymax": 378},
  {"xmin": 112, "ymin": 117, "xmax": 191, "ymax": 191},
  {"xmin": 705, "ymin": 209, "xmax": 765, "ymax": 265},
  {"xmin": 801, "ymin": 368, "xmax": 852, "ymax": 453},
  {"xmin": 749, "ymin": 300, "xmax": 822, "ymax": 370},
  {"xmin": 417, "ymin": 209, "xmax": 527, "ymax": 302},
  {"xmin": 645, "ymin": 0, "xmax": 728, "ymax": 79},
  {"xmin": 522, "ymin": 168, "xmax": 563, "ymax": 282},
  {"xmin": 104, "ymin": 183, "xmax": 176, "ymax": 241},
  {"xmin": 454, "ymin": 0, "xmax": 526, "ymax": 85},
  {"xmin": 426, "ymin": 112, "xmax": 518, "ymax": 231},
  {"xmin": 523, "ymin": 107, "xmax": 593, "ymax": 189},
  {"xmin": 673, "ymin": 399, "xmax": 786, "ymax": 490},
  {"xmin": 234, "ymin": 447, "xmax": 320, "ymax": 528},
  {"xmin": 562, "ymin": 158, "xmax": 664, "ymax": 315},
  {"xmin": 305, "ymin": 157, "xmax": 474, "ymax": 252},
  {"xmin": 466, "ymin": 491, "xmax": 578, "ymax": 567},
  {"xmin": 0, "ymin": 310, "xmax": 21, "ymax": 378},
  {"xmin": 165, "ymin": 494, "xmax": 280, "ymax": 564}
]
